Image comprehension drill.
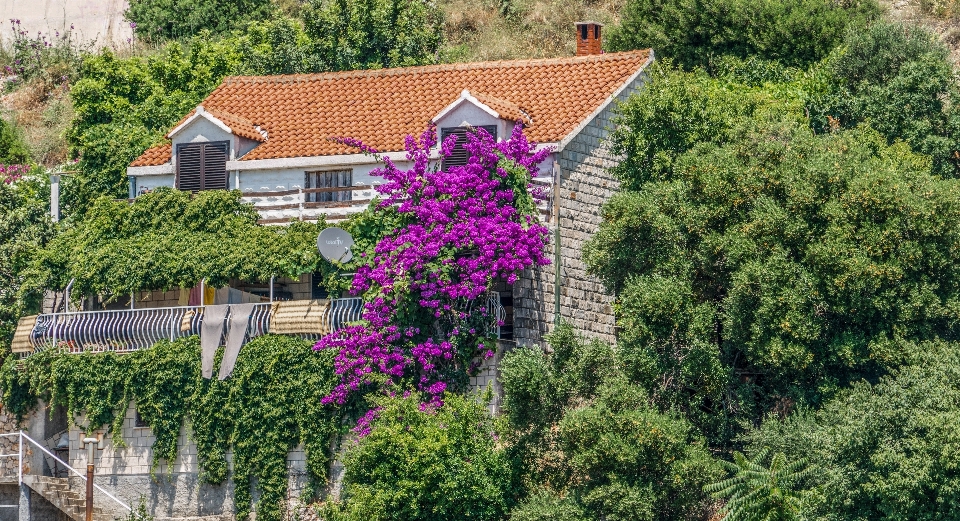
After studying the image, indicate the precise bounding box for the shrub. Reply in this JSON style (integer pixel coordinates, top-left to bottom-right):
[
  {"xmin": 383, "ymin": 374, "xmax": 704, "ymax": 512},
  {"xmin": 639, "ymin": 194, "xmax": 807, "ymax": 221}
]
[
  {"xmin": 744, "ymin": 340, "xmax": 960, "ymax": 520},
  {"xmin": 808, "ymin": 22, "xmax": 960, "ymax": 178},
  {"xmin": 607, "ymin": 0, "xmax": 881, "ymax": 70},
  {"xmin": 303, "ymin": 0, "xmax": 444, "ymax": 70},
  {"xmin": 320, "ymin": 392, "xmax": 512, "ymax": 521},
  {"xmin": 500, "ymin": 324, "xmax": 721, "ymax": 521},
  {"xmin": 125, "ymin": 0, "xmax": 277, "ymax": 41}
]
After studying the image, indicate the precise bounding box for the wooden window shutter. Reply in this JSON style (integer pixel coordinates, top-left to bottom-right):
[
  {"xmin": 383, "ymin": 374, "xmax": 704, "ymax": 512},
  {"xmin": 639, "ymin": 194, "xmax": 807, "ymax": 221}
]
[
  {"xmin": 440, "ymin": 125, "xmax": 498, "ymax": 168},
  {"xmin": 176, "ymin": 141, "xmax": 229, "ymax": 192}
]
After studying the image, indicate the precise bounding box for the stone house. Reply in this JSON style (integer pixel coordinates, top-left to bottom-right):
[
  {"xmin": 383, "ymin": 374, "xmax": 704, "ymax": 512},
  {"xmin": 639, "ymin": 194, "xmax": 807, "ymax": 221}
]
[{"xmin": 7, "ymin": 23, "xmax": 653, "ymax": 521}]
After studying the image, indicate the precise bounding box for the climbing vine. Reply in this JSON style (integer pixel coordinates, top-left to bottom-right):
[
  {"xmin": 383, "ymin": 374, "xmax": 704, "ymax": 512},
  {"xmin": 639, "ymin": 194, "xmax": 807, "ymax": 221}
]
[
  {"xmin": 315, "ymin": 125, "xmax": 551, "ymax": 411},
  {"xmin": 25, "ymin": 188, "xmax": 338, "ymax": 302},
  {"xmin": 0, "ymin": 335, "xmax": 342, "ymax": 521}
]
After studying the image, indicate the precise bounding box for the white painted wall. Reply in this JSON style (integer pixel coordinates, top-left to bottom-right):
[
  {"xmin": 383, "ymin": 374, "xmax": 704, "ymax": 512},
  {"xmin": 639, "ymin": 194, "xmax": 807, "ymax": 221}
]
[{"xmin": 0, "ymin": 0, "xmax": 132, "ymax": 47}]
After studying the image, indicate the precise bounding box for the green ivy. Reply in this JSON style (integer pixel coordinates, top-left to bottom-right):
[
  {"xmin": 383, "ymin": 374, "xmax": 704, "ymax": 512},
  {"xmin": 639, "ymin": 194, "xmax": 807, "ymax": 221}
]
[{"xmin": 1, "ymin": 335, "xmax": 342, "ymax": 521}]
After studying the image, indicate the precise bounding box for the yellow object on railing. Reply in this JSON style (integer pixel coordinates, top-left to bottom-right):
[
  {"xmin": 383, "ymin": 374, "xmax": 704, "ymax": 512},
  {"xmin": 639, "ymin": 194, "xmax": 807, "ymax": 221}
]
[
  {"xmin": 11, "ymin": 315, "xmax": 37, "ymax": 353},
  {"xmin": 269, "ymin": 299, "xmax": 331, "ymax": 335}
]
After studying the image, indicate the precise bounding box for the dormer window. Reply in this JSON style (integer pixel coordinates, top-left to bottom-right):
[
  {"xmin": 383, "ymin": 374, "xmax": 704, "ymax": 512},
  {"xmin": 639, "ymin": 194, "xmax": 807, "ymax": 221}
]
[
  {"xmin": 441, "ymin": 125, "xmax": 498, "ymax": 168},
  {"xmin": 176, "ymin": 141, "xmax": 229, "ymax": 192}
]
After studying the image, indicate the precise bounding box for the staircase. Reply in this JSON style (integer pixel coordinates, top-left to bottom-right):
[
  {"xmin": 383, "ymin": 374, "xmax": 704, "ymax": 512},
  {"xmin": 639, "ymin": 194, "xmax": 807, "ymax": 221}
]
[{"xmin": 22, "ymin": 476, "xmax": 121, "ymax": 521}]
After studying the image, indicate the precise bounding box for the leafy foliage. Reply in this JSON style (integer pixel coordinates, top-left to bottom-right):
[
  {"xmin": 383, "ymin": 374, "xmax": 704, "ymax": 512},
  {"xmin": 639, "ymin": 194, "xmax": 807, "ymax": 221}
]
[
  {"xmin": 125, "ymin": 0, "xmax": 277, "ymax": 41},
  {"xmin": 0, "ymin": 170, "xmax": 52, "ymax": 352},
  {"xmin": 586, "ymin": 66, "xmax": 960, "ymax": 444},
  {"xmin": 319, "ymin": 392, "xmax": 511, "ymax": 521},
  {"xmin": 28, "ymin": 188, "xmax": 331, "ymax": 300},
  {"xmin": 1, "ymin": 335, "xmax": 341, "ymax": 521},
  {"xmin": 808, "ymin": 22, "xmax": 960, "ymax": 178},
  {"xmin": 500, "ymin": 323, "xmax": 722, "ymax": 521},
  {"xmin": 705, "ymin": 449, "xmax": 812, "ymax": 521},
  {"xmin": 303, "ymin": 0, "xmax": 444, "ymax": 70},
  {"xmin": 744, "ymin": 340, "xmax": 960, "ymax": 520},
  {"xmin": 66, "ymin": 42, "xmax": 245, "ymax": 211},
  {"xmin": 607, "ymin": 0, "xmax": 881, "ymax": 69}
]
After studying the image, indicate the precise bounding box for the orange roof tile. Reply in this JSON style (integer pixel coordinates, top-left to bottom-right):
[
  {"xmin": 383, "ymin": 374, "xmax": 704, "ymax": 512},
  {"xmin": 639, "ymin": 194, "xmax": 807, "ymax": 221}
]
[
  {"xmin": 130, "ymin": 50, "xmax": 652, "ymax": 166},
  {"xmin": 131, "ymin": 143, "xmax": 172, "ymax": 167},
  {"xmin": 469, "ymin": 92, "xmax": 532, "ymax": 125}
]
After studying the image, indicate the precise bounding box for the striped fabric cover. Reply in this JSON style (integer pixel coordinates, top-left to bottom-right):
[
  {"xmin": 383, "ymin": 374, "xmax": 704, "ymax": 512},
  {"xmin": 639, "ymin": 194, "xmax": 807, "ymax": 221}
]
[{"xmin": 268, "ymin": 300, "xmax": 331, "ymax": 335}]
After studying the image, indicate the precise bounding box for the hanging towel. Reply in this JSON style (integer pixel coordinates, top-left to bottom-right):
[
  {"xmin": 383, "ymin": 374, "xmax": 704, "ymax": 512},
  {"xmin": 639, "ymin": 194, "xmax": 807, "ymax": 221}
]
[
  {"xmin": 200, "ymin": 305, "xmax": 230, "ymax": 379},
  {"xmin": 189, "ymin": 285, "xmax": 202, "ymax": 306},
  {"xmin": 219, "ymin": 303, "xmax": 256, "ymax": 380},
  {"xmin": 178, "ymin": 287, "xmax": 190, "ymax": 306},
  {"xmin": 205, "ymin": 286, "xmax": 216, "ymax": 305},
  {"xmin": 215, "ymin": 287, "xmax": 231, "ymax": 305},
  {"xmin": 268, "ymin": 300, "xmax": 331, "ymax": 334},
  {"xmin": 11, "ymin": 315, "xmax": 37, "ymax": 353}
]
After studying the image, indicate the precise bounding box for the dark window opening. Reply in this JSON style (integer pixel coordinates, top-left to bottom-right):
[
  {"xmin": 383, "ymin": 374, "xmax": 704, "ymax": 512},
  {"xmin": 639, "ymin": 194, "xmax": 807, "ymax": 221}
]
[
  {"xmin": 176, "ymin": 141, "xmax": 229, "ymax": 192},
  {"xmin": 580, "ymin": 24, "xmax": 588, "ymax": 40},
  {"xmin": 306, "ymin": 169, "xmax": 353, "ymax": 202},
  {"xmin": 492, "ymin": 278, "xmax": 514, "ymax": 341},
  {"xmin": 441, "ymin": 125, "xmax": 498, "ymax": 169},
  {"xmin": 135, "ymin": 410, "xmax": 149, "ymax": 428},
  {"xmin": 44, "ymin": 404, "xmax": 68, "ymax": 439},
  {"xmin": 594, "ymin": 25, "xmax": 600, "ymax": 39}
]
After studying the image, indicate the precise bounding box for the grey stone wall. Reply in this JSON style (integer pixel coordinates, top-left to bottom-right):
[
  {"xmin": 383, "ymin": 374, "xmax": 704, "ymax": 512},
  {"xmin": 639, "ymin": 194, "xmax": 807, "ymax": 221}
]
[{"xmin": 514, "ymin": 71, "xmax": 649, "ymax": 348}]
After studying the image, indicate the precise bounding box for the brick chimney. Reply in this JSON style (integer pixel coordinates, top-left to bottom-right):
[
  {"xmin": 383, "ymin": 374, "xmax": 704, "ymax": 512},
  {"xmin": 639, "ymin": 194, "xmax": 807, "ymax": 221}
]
[{"xmin": 575, "ymin": 21, "xmax": 603, "ymax": 56}]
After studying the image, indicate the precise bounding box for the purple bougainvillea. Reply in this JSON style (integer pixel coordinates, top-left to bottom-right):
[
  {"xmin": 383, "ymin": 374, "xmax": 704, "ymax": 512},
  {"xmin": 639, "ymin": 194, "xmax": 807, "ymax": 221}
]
[{"xmin": 314, "ymin": 125, "xmax": 551, "ymax": 415}]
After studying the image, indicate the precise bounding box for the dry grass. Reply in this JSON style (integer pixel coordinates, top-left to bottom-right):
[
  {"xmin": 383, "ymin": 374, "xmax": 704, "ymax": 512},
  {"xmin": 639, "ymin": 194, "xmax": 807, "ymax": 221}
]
[
  {"xmin": 441, "ymin": 0, "xmax": 626, "ymax": 61},
  {"xmin": 1, "ymin": 79, "xmax": 73, "ymax": 168}
]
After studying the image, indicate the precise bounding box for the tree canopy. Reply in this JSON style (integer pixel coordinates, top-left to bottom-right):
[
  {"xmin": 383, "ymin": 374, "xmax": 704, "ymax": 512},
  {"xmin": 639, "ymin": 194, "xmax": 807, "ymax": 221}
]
[
  {"xmin": 126, "ymin": 0, "xmax": 277, "ymax": 41},
  {"xmin": 585, "ymin": 64, "xmax": 960, "ymax": 444},
  {"xmin": 608, "ymin": 0, "xmax": 881, "ymax": 69}
]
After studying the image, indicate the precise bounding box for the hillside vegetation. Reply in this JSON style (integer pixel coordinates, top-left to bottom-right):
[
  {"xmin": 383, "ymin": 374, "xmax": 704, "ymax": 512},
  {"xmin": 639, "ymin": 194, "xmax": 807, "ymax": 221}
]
[{"xmin": 6, "ymin": 1, "xmax": 960, "ymax": 520}]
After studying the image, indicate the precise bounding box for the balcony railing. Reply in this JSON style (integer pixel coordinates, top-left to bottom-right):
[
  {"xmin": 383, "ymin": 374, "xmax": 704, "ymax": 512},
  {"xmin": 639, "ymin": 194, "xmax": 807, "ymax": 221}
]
[
  {"xmin": 25, "ymin": 298, "xmax": 365, "ymax": 355},
  {"xmin": 20, "ymin": 295, "xmax": 506, "ymax": 356}
]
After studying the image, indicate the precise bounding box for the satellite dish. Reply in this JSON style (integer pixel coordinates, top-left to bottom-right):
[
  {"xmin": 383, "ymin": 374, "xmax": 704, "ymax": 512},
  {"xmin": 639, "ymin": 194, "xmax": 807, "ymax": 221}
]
[{"xmin": 317, "ymin": 227, "xmax": 355, "ymax": 263}]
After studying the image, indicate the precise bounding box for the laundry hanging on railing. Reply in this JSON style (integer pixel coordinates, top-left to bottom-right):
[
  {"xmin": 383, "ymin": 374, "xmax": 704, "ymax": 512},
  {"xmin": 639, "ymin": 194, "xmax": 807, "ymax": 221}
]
[
  {"xmin": 219, "ymin": 303, "xmax": 256, "ymax": 380},
  {"xmin": 268, "ymin": 299, "xmax": 331, "ymax": 335},
  {"xmin": 200, "ymin": 305, "xmax": 229, "ymax": 379}
]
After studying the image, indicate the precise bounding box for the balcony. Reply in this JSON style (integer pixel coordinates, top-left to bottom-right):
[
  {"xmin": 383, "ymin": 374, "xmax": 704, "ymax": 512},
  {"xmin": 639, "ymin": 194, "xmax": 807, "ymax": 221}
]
[
  {"xmin": 16, "ymin": 295, "xmax": 506, "ymax": 356},
  {"xmin": 21, "ymin": 298, "xmax": 364, "ymax": 355}
]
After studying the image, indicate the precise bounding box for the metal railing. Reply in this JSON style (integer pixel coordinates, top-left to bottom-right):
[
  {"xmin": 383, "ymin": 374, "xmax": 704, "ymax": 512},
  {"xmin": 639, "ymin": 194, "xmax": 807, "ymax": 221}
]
[
  {"xmin": 0, "ymin": 431, "xmax": 130, "ymax": 512},
  {"xmin": 242, "ymin": 186, "xmax": 374, "ymax": 225},
  {"xmin": 27, "ymin": 298, "xmax": 365, "ymax": 355},
  {"xmin": 25, "ymin": 294, "xmax": 501, "ymax": 355}
]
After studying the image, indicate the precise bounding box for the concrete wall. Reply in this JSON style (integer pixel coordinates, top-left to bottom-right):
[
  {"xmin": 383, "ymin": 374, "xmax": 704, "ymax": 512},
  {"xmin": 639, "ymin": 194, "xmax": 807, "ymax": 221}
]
[
  {"xmin": 0, "ymin": 0, "xmax": 131, "ymax": 48},
  {"xmin": 512, "ymin": 72, "xmax": 649, "ymax": 348}
]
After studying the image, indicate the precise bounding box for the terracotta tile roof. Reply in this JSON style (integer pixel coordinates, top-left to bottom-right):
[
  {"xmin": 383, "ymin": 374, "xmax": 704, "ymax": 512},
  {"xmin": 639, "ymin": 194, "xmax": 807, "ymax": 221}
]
[
  {"xmin": 470, "ymin": 92, "xmax": 532, "ymax": 125},
  {"xmin": 130, "ymin": 50, "xmax": 651, "ymax": 166},
  {"xmin": 130, "ymin": 143, "xmax": 172, "ymax": 167}
]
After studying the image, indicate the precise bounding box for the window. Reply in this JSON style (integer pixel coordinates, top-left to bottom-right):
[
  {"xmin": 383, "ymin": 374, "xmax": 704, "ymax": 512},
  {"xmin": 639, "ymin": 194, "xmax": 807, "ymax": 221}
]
[
  {"xmin": 176, "ymin": 141, "xmax": 229, "ymax": 192},
  {"xmin": 305, "ymin": 169, "xmax": 353, "ymax": 202},
  {"xmin": 441, "ymin": 125, "xmax": 498, "ymax": 168}
]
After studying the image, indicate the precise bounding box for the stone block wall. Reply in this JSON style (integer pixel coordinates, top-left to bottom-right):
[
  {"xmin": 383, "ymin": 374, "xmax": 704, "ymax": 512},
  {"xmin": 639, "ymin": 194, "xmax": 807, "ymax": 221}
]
[{"xmin": 513, "ymin": 72, "xmax": 649, "ymax": 348}]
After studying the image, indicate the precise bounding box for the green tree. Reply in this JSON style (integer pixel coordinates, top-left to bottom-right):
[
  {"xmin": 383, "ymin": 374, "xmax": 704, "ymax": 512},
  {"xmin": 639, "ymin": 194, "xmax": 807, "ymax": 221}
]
[
  {"xmin": 705, "ymin": 449, "xmax": 812, "ymax": 521},
  {"xmin": 745, "ymin": 340, "xmax": 960, "ymax": 520},
  {"xmin": 500, "ymin": 324, "xmax": 722, "ymax": 521},
  {"xmin": 808, "ymin": 22, "xmax": 960, "ymax": 178},
  {"xmin": 303, "ymin": 0, "xmax": 444, "ymax": 70},
  {"xmin": 320, "ymin": 392, "xmax": 512, "ymax": 521},
  {"xmin": 607, "ymin": 0, "xmax": 880, "ymax": 70},
  {"xmin": 66, "ymin": 42, "xmax": 245, "ymax": 211},
  {"xmin": 125, "ymin": 0, "xmax": 277, "ymax": 41},
  {"xmin": 586, "ymin": 67, "xmax": 960, "ymax": 444}
]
